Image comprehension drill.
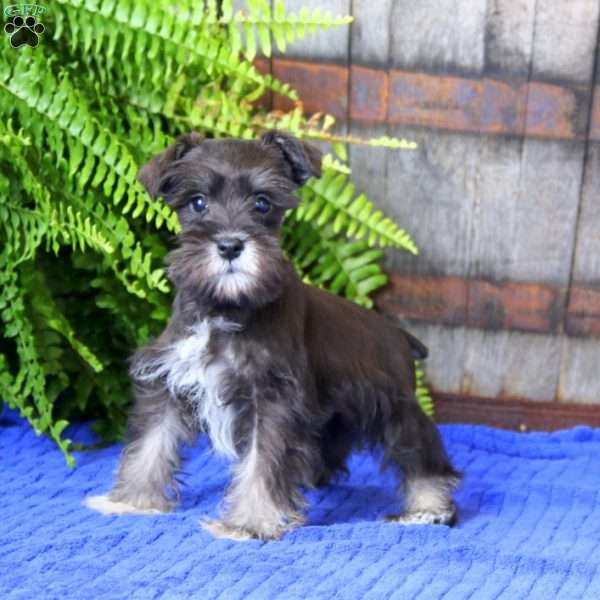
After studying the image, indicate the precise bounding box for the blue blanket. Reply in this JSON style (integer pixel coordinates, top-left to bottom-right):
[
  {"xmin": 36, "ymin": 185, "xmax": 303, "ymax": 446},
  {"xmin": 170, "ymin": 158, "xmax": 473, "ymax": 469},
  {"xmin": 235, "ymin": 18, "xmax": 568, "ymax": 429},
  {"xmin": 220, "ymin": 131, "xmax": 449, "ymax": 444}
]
[{"xmin": 2, "ymin": 408, "xmax": 600, "ymax": 600}]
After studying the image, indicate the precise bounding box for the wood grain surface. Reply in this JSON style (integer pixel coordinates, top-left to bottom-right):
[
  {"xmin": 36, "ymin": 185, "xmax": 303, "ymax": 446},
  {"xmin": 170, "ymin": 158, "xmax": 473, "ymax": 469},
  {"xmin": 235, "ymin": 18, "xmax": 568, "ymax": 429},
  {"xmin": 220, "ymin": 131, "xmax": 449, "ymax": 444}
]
[{"xmin": 243, "ymin": 1, "xmax": 600, "ymax": 413}]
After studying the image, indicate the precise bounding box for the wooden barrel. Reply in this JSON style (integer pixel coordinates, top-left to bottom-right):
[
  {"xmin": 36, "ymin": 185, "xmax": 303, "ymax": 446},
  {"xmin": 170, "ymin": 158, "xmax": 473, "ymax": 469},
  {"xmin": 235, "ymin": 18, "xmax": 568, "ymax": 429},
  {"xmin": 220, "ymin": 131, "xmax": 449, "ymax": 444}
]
[{"xmin": 251, "ymin": 0, "xmax": 600, "ymax": 429}]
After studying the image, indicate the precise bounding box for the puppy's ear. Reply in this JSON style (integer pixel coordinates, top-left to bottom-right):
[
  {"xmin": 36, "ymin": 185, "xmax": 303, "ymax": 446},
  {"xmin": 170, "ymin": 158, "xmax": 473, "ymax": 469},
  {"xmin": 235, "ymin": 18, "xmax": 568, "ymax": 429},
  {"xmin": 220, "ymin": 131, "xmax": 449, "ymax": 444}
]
[
  {"xmin": 137, "ymin": 133, "xmax": 204, "ymax": 198},
  {"xmin": 261, "ymin": 130, "xmax": 322, "ymax": 186}
]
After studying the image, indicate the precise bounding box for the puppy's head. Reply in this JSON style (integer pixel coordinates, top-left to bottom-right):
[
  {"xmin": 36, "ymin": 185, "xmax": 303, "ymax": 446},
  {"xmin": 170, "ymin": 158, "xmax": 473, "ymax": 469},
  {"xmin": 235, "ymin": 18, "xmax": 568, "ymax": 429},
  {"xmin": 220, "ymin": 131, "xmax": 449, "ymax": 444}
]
[{"xmin": 138, "ymin": 131, "xmax": 322, "ymax": 307}]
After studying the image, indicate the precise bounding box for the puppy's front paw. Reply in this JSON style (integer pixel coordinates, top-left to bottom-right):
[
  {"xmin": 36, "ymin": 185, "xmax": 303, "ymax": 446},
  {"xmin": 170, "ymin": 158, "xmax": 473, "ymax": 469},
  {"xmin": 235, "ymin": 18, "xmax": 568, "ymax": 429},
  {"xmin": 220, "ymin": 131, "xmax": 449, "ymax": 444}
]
[
  {"xmin": 385, "ymin": 507, "xmax": 457, "ymax": 527},
  {"xmin": 201, "ymin": 513, "xmax": 303, "ymax": 541},
  {"xmin": 85, "ymin": 494, "xmax": 172, "ymax": 516},
  {"xmin": 201, "ymin": 519, "xmax": 259, "ymax": 541}
]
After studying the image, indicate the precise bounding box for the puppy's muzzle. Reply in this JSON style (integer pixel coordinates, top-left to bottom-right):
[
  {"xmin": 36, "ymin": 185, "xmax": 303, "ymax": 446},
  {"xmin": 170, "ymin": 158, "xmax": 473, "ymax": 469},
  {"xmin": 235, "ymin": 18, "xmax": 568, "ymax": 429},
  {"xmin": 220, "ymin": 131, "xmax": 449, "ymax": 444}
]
[{"xmin": 217, "ymin": 237, "xmax": 244, "ymax": 261}]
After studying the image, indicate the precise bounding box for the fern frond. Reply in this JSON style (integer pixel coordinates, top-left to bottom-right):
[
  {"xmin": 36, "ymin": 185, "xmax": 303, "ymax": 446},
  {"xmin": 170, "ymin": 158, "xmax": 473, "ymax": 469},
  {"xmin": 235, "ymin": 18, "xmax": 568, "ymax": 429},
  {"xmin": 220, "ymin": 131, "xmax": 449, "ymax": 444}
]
[
  {"xmin": 416, "ymin": 362, "xmax": 434, "ymax": 417},
  {"xmin": 219, "ymin": 0, "xmax": 354, "ymax": 60},
  {"xmin": 0, "ymin": 52, "xmax": 178, "ymax": 233},
  {"xmin": 0, "ymin": 354, "xmax": 14, "ymax": 402},
  {"xmin": 5, "ymin": 201, "xmax": 114, "ymax": 261},
  {"xmin": 53, "ymin": 0, "xmax": 298, "ymax": 100},
  {"xmin": 44, "ymin": 170, "xmax": 171, "ymax": 298},
  {"xmin": 0, "ymin": 257, "xmax": 74, "ymax": 466},
  {"xmin": 258, "ymin": 115, "xmax": 417, "ymax": 151},
  {"xmin": 283, "ymin": 214, "xmax": 388, "ymax": 308},
  {"xmin": 322, "ymin": 154, "xmax": 352, "ymax": 174},
  {"xmin": 1, "ymin": 53, "xmax": 174, "ymax": 297},
  {"xmin": 296, "ymin": 168, "xmax": 419, "ymax": 253},
  {"xmin": 21, "ymin": 266, "xmax": 104, "ymax": 374},
  {"xmin": 0, "ymin": 126, "xmax": 114, "ymax": 259}
]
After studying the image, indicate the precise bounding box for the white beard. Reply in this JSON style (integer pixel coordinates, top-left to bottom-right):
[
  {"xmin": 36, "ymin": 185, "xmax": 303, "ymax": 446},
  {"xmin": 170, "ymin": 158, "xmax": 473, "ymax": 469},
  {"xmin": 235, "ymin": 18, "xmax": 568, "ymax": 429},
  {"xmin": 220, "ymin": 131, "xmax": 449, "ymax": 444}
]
[{"xmin": 206, "ymin": 237, "xmax": 261, "ymax": 302}]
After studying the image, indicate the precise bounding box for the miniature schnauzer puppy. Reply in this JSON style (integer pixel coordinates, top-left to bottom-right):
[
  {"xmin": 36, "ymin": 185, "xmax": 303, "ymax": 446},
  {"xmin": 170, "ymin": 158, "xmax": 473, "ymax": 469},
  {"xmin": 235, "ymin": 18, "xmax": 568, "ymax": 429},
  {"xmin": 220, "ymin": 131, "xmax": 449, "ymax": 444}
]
[{"xmin": 87, "ymin": 131, "xmax": 460, "ymax": 540}]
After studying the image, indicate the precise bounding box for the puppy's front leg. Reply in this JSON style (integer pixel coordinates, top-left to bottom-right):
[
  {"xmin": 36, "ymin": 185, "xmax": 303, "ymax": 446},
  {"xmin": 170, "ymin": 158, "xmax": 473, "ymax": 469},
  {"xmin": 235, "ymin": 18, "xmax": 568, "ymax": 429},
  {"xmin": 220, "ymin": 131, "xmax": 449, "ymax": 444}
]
[
  {"xmin": 86, "ymin": 382, "xmax": 194, "ymax": 515},
  {"xmin": 204, "ymin": 398, "xmax": 309, "ymax": 540},
  {"xmin": 205, "ymin": 438, "xmax": 305, "ymax": 541}
]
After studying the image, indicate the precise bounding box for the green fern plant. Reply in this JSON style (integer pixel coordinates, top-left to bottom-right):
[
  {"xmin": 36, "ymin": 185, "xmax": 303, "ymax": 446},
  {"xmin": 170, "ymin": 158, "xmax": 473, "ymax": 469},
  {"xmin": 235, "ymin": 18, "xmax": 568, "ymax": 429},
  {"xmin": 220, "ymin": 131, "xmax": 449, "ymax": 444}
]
[{"xmin": 0, "ymin": 0, "xmax": 429, "ymax": 465}]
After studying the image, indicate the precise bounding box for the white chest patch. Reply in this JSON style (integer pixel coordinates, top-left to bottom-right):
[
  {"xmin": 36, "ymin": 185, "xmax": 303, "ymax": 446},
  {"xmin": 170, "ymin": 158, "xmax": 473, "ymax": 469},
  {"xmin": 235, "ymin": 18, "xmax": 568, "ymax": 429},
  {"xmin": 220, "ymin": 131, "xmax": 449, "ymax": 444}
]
[{"xmin": 132, "ymin": 319, "xmax": 239, "ymax": 459}]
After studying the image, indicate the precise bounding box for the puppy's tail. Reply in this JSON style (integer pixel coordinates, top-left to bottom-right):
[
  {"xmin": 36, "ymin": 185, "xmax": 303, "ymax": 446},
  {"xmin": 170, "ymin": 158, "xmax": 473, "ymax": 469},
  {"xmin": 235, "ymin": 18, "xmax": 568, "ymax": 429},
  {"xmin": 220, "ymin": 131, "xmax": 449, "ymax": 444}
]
[
  {"xmin": 403, "ymin": 330, "xmax": 428, "ymax": 360},
  {"xmin": 384, "ymin": 315, "xmax": 429, "ymax": 360}
]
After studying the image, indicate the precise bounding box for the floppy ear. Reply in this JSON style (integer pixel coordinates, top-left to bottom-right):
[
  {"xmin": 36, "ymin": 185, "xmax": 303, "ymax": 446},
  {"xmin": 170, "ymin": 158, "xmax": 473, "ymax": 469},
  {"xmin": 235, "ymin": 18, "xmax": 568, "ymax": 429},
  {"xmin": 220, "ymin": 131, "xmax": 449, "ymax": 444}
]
[
  {"xmin": 260, "ymin": 130, "xmax": 322, "ymax": 186},
  {"xmin": 137, "ymin": 132, "xmax": 204, "ymax": 198}
]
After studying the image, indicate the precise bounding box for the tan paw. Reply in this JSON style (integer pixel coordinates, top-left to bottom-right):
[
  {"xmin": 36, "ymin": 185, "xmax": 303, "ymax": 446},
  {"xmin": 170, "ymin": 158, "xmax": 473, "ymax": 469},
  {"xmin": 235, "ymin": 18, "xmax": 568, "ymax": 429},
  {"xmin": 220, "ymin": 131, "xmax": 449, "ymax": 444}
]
[
  {"xmin": 85, "ymin": 494, "xmax": 171, "ymax": 516},
  {"xmin": 385, "ymin": 508, "xmax": 457, "ymax": 526},
  {"xmin": 201, "ymin": 519, "xmax": 259, "ymax": 541},
  {"xmin": 201, "ymin": 515, "xmax": 302, "ymax": 541}
]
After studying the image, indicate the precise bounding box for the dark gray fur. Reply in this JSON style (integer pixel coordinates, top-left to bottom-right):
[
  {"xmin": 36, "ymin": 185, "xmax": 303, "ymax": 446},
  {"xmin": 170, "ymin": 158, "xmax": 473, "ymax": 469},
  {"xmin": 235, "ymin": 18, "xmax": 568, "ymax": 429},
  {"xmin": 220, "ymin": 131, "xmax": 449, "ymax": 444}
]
[{"xmin": 86, "ymin": 131, "xmax": 460, "ymax": 539}]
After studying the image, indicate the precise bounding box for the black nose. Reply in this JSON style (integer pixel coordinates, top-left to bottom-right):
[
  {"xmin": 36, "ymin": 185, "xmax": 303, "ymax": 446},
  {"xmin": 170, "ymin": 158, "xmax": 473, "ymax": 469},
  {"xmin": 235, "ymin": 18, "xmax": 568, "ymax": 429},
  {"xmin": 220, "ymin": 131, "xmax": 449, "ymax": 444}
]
[{"xmin": 217, "ymin": 238, "xmax": 244, "ymax": 261}]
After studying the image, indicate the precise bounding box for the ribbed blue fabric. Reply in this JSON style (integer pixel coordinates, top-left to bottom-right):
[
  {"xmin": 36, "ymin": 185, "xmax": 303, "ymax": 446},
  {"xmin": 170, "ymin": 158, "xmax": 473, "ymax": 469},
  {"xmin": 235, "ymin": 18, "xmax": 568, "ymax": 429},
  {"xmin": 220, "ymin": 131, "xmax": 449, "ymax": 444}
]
[{"xmin": 2, "ymin": 407, "xmax": 600, "ymax": 599}]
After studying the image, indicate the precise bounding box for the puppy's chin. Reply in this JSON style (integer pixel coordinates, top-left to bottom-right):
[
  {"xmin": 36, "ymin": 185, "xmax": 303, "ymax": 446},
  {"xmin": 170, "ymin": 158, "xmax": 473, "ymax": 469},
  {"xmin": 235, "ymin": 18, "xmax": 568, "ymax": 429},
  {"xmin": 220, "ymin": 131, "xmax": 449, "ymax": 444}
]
[{"xmin": 210, "ymin": 269, "xmax": 259, "ymax": 305}]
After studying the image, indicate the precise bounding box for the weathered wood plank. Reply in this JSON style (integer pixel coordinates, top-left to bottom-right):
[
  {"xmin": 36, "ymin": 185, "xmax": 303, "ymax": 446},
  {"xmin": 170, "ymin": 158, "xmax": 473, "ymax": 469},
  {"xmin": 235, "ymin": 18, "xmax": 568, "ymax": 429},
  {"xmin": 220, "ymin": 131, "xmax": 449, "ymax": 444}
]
[
  {"xmin": 436, "ymin": 393, "xmax": 600, "ymax": 429},
  {"xmin": 529, "ymin": 0, "xmax": 600, "ymax": 84},
  {"xmin": 271, "ymin": 0, "xmax": 350, "ymax": 131},
  {"xmin": 351, "ymin": 2, "xmax": 474, "ymax": 400},
  {"xmin": 559, "ymin": 339, "xmax": 600, "ymax": 404},
  {"xmin": 468, "ymin": 137, "xmax": 525, "ymax": 280},
  {"xmin": 266, "ymin": 58, "xmax": 593, "ymax": 138},
  {"xmin": 347, "ymin": 1, "xmax": 394, "ymax": 246},
  {"xmin": 590, "ymin": 85, "xmax": 600, "ymax": 140},
  {"xmin": 383, "ymin": 128, "xmax": 479, "ymax": 278},
  {"xmin": 376, "ymin": 275, "xmax": 468, "ymax": 328},
  {"xmin": 484, "ymin": 0, "xmax": 536, "ymax": 75},
  {"xmin": 472, "ymin": 138, "xmax": 586, "ymax": 285},
  {"xmin": 350, "ymin": 0, "xmax": 393, "ymax": 66},
  {"xmin": 272, "ymin": 59, "xmax": 348, "ymax": 119},
  {"xmin": 570, "ymin": 142, "xmax": 600, "ymax": 285},
  {"xmin": 349, "ymin": 66, "xmax": 388, "ymax": 122},
  {"xmin": 462, "ymin": 0, "xmax": 597, "ymax": 400},
  {"xmin": 467, "ymin": 137, "xmax": 586, "ymax": 400},
  {"xmin": 273, "ymin": 0, "xmax": 351, "ymax": 62},
  {"xmin": 559, "ymin": 41, "xmax": 600, "ymax": 403},
  {"xmin": 565, "ymin": 133, "xmax": 600, "ymax": 342},
  {"xmin": 348, "ymin": 0, "xmax": 392, "ymax": 125},
  {"xmin": 566, "ymin": 286, "xmax": 600, "ymax": 337},
  {"xmin": 234, "ymin": 0, "xmax": 273, "ymax": 110},
  {"xmin": 388, "ymin": 0, "xmax": 487, "ymax": 74},
  {"xmin": 401, "ymin": 324, "xmax": 599, "ymax": 404},
  {"xmin": 473, "ymin": 0, "xmax": 595, "ymax": 282},
  {"xmin": 375, "ymin": 274, "xmax": 566, "ymax": 335},
  {"xmin": 347, "ymin": 123, "xmax": 392, "ymax": 218},
  {"xmin": 462, "ymin": 329, "xmax": 562, "ymax": 400}
]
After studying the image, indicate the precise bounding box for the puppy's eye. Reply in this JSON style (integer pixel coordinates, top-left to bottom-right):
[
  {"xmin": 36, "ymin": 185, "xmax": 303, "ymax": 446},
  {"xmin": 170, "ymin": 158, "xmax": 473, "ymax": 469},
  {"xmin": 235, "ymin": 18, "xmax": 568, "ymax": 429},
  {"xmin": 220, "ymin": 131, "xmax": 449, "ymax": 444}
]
[
  {"xmin": 190, "ymin": 194, "xmax": 208, "ymax": 213},
  {"xmin": 254, "ymin": 194, "xmax": 272, "ymax": 214}
]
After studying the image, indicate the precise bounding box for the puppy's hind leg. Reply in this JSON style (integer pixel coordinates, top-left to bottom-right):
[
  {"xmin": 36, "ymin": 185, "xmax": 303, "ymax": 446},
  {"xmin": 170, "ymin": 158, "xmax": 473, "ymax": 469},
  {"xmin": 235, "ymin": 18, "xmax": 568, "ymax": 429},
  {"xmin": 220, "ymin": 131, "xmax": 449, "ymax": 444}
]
[
  {"xmin": 86, "ymin": 382, "xmax": 195, "ymax": 516},
  {"xmin": 313, "ymin": 414, "xmax": 354, "ymax": 487},
  {"xmin": 383, "ymin": 402, "xmax": 460, "ymax": 526}
]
